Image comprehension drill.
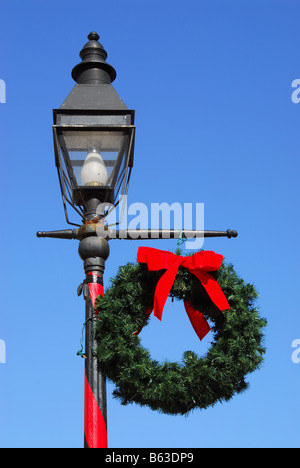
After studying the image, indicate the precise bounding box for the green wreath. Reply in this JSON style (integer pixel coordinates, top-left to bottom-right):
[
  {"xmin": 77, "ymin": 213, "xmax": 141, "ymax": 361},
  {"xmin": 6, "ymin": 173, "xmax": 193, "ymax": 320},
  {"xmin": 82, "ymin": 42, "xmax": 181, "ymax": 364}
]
[{"xmin": 95, "ymin": 250, "xmax": 267, "ymax": 416}]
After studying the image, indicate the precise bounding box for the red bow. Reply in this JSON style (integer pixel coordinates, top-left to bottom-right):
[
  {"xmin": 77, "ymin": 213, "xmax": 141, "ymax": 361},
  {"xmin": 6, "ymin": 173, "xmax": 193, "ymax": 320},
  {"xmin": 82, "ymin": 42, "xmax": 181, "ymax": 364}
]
[{"xmin": 137, "ymin": 247, "xmax": 230, "ymax": 341}]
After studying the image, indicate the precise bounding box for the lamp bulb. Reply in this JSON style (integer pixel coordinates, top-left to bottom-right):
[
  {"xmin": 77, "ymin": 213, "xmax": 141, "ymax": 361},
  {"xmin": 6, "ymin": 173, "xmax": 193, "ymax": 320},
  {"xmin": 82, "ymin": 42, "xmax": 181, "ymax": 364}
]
[{"xmin": 81, "ymin": 149, "xmax": 108, "ymax": 186}]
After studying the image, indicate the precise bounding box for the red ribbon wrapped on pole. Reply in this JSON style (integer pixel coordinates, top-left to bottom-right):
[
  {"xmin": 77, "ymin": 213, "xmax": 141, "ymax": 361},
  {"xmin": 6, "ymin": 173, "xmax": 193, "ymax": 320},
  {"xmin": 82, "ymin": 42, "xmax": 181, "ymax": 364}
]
[{"xmin": 137, "ymin": 247, "xmax": 230, "ymax": 341}]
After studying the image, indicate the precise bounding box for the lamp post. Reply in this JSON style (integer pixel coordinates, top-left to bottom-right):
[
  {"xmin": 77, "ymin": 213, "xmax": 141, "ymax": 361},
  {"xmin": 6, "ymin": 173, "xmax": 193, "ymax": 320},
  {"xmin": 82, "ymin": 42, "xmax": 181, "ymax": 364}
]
[
  {"xmin": 50, "ymin": 31, "xmax": 135, "ymax": 449},
  {"xmin": 37, "ymin": 32, "xmax": 238, "ymax": 449}
]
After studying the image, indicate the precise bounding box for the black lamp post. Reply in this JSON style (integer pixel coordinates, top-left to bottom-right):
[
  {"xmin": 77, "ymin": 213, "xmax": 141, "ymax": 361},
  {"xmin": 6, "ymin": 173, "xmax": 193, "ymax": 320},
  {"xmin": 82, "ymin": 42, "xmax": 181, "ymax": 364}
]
[
  {"xmin": 44, "ymin": 31, "xmax": 135, "ymax": 449},
  {"xmin": 37, "ymin": 32, "xmax": 237, "ymax": 449}
]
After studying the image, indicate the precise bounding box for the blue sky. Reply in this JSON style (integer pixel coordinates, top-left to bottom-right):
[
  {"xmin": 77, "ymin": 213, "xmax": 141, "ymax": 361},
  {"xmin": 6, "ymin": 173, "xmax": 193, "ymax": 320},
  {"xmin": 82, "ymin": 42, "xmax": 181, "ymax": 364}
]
[{"xmin": 0, "ymin": 0, "xmax": 299, "ymax": 448}]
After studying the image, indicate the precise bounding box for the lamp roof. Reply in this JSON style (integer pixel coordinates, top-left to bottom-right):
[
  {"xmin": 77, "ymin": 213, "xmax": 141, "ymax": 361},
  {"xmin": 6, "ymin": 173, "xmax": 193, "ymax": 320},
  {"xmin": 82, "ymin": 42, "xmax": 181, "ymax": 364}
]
[{"xmin": 58, "ymin": 32, "xmax": 128, "ymax": 111}]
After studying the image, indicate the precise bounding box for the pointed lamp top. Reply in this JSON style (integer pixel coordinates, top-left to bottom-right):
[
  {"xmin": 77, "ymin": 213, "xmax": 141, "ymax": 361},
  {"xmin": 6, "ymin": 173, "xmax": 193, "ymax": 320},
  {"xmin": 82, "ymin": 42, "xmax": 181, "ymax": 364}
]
[{"xmin": 71, "ymin": 32, "xmax": 117, "ymax": 84}]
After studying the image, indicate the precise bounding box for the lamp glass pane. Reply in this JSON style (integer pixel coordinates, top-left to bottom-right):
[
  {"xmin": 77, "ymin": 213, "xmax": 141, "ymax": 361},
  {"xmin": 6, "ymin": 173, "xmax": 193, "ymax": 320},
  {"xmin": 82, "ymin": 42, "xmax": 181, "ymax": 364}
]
[{"xmin": 57, "ymin": 129, "xmax": 129, "ymax": 189}]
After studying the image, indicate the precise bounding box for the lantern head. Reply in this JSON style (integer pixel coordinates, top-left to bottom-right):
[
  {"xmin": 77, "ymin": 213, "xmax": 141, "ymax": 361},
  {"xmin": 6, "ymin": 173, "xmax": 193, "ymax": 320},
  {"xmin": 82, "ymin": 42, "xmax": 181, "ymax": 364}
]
[{"xmin": 53, "ymin": 32, "xmax": 135, "ymax": 225}]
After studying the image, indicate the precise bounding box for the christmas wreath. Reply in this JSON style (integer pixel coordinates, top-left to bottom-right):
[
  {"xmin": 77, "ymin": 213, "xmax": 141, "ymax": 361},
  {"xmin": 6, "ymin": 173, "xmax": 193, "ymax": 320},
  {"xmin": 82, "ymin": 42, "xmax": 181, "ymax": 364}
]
[{"xmin": 95, "ymin": 247, "xmax": 266, "ymax": 416}]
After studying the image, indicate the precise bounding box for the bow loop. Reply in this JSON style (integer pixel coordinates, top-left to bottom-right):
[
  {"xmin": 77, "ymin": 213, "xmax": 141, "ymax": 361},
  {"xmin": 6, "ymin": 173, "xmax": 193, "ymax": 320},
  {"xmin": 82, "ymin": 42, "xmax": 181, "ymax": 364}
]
[
  {"xmin": 137, "ymin": 247, "xmax": 230, "ymax": 341},
  {"xmin": 181, "ymin": 250, "xmax": 223, "ymax": 272},
  {"xmin": 137, "ymin": 247, "xmax": 184, "ymax": 271}
]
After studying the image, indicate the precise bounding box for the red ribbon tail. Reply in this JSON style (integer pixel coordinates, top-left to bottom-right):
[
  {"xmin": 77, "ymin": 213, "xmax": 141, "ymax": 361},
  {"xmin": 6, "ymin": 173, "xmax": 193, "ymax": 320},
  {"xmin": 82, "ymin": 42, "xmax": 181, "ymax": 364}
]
[
  {"xmin": 192, "ymin": 270, "xmax": 230, "ymax": 311},
  {"xmin": 184, "ymin": 302, "xmax": 211, "ymax": 341}
]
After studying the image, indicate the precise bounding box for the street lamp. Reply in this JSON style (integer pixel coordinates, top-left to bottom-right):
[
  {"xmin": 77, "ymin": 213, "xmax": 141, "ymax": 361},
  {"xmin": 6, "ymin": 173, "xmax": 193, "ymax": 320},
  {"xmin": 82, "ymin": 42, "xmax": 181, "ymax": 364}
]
[
  {"xmin": 50, "ymin": 31, "xmax": 135, "ymax": 449},
  {"xmin": 37, "ymin": 32, "xmax": 238, "ymax": 449}
]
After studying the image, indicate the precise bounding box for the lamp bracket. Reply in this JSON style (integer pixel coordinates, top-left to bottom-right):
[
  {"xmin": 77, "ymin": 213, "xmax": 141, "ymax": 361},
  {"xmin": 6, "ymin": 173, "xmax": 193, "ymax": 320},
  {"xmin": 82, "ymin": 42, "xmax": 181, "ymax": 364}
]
[{"xmin": 36, "ymin": 225, "xmax": 238, "ymax": 241}]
